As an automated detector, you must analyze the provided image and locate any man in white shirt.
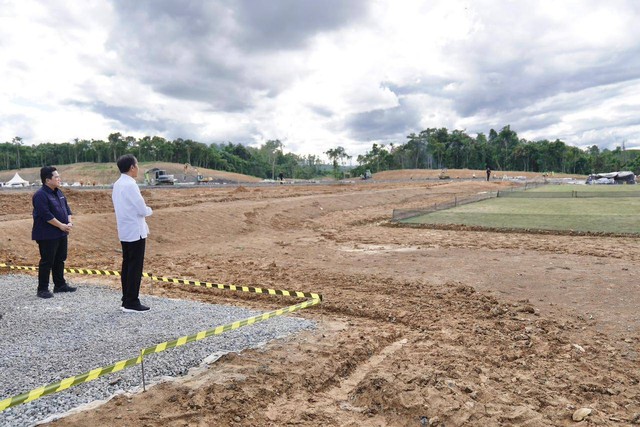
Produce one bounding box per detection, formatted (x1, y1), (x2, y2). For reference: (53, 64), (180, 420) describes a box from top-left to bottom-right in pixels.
(112, 154), (153, 312)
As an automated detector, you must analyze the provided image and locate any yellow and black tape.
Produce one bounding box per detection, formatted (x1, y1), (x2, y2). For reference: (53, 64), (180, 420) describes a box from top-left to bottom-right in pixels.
(0, 263), (322, 301)
(0, 264), (37, 272)
(0, 297), (320, 412)
(0, 262), (323, 412)
(0, 355), (142, 411)
(140, 273), (322, 300)
(140, 298), (320, 357)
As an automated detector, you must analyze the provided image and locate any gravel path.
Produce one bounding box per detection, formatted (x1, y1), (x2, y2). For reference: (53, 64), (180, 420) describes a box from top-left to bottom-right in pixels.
(0, 274), (316, 427)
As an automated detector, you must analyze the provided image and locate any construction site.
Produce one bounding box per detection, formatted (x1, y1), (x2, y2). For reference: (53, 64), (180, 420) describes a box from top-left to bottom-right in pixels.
(0, 167), (638, 426)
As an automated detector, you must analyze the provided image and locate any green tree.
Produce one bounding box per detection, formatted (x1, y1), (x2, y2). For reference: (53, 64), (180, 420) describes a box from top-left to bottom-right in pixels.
(107, 133), (128, 162)
(260, 139), (283, 179)
(325, 146), (351, 179)
(427, 128), (448, 169)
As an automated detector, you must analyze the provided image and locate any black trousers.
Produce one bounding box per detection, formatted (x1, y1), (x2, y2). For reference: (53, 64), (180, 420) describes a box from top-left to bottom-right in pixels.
(37, 236), (68, 291)
(121, 238), (146, 307)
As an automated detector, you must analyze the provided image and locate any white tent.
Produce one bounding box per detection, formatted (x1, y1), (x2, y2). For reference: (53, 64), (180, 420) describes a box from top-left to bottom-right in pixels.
(4, 172), (30, 187)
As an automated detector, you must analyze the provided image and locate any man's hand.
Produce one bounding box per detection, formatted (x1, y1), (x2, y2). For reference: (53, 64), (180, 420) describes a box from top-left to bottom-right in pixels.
(59, 223), (73, 233)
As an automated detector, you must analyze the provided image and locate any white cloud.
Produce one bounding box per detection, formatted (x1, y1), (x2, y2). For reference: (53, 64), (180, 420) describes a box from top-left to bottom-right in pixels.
(1, 0), (639, 158)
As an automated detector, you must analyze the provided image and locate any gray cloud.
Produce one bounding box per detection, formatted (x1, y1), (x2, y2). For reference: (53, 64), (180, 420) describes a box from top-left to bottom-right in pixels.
(64, 100), (168, 133)
(307, 104), (335, 118)
(64, 99), (259, 143)
(443, 4), (640, 132)
(106, 2), (250, 110)
(367, 2), (640, 151)
(381, 53), (640, 150)
(343, 99), (422, 142)
(385, 46), (640, 123)
(454, 51), (640, 119)
(0, 114), (36, 142)
(4, 0), (640, 154)
(105, 0), (370, 111)
(382, 77), (454, 98)
(232, 0), (369, 51)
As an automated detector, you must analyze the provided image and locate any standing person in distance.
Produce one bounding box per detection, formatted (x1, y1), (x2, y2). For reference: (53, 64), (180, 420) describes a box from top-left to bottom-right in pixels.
(112, 154), (153, 312)
(32, 166), (77, 298)
(486, 166), (491, 182)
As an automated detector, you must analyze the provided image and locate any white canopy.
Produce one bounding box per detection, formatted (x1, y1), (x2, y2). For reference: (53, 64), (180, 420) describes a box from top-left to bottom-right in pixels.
(5, 172), (29, 187)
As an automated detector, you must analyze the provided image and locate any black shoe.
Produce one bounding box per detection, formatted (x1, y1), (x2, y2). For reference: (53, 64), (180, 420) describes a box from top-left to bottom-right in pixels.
(37, 290), (54, 299)
(53, 285), (77, 293)
(121, 304), (150, 313)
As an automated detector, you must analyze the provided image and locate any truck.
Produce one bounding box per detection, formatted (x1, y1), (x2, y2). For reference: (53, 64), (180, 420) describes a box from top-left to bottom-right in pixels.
(145, 168), (175, 185)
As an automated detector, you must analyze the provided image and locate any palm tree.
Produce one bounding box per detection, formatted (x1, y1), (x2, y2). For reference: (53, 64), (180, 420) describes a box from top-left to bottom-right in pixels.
(12, 136), (22, 169)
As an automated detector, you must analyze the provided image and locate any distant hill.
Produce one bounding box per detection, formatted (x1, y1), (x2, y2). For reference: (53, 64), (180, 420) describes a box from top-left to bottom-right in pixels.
(0, 162), (262, 185)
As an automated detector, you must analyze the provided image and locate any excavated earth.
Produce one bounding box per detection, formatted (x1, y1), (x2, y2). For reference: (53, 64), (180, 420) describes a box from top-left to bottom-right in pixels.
(0, 177), (639, 426)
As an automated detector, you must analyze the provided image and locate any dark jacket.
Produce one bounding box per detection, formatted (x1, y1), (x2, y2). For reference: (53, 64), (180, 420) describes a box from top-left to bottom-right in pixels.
(32, 185), (72, 241)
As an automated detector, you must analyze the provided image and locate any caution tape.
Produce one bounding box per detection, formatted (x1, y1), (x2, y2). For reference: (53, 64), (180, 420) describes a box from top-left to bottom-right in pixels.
(0, 262), (323, 412)
(140, 298), (320, 357)
(0, 298), (320, 412)
(0, 263), (322, 301)
(0, 355), (143, 411)
(0, 264), (37, 272)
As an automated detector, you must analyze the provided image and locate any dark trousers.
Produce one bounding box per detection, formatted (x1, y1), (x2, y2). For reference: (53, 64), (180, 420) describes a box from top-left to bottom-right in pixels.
(121, 238), (146, 307)
(37, 236), (68, 291)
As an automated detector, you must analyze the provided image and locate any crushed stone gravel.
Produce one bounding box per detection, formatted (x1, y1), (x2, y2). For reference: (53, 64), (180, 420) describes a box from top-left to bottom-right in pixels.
(0, 274), (316, 427)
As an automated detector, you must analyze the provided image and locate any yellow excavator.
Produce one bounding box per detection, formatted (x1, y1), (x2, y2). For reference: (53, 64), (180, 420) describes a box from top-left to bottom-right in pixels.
(184, 163), (213, 184)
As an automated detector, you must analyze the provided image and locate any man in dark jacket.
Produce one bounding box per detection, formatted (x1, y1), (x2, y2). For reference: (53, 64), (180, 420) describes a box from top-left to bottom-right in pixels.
(32, 166), (76, 298)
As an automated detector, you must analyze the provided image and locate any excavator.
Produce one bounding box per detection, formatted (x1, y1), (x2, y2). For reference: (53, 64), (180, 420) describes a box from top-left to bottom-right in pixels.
(438, 168), (450, 180)
(184, 163), (213, 184)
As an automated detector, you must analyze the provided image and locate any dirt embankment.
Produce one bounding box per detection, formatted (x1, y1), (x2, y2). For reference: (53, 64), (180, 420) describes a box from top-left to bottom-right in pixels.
(374, 168), (586, 181)
(0, 162), (262, 186)
(0, 179), (637, 426)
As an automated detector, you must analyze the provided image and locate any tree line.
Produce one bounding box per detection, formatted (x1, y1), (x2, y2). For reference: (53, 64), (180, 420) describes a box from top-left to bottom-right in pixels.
(351, 126), (639, 178)
(0, 134), (324, 179)
(1, 126), (638, 179)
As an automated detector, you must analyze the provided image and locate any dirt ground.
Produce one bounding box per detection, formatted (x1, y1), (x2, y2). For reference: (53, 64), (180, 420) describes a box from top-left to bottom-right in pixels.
(0, 175), (638, 426)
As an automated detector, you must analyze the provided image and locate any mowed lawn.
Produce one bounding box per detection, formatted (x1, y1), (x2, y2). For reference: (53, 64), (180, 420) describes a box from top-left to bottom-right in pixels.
(402, 185), (640, 234)
(508, 183), (640, 195)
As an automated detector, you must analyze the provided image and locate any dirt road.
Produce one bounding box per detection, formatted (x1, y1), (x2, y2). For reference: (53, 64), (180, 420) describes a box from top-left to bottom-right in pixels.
(1, 179), (638, 426)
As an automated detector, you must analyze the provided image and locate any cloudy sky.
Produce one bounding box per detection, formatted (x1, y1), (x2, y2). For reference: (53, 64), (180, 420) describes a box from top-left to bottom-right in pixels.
(1, 0), (640, 158)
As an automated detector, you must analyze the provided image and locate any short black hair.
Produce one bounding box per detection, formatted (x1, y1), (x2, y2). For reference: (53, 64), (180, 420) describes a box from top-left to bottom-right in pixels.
(117, 154), (137, 173)
(40, 166), (57, 185)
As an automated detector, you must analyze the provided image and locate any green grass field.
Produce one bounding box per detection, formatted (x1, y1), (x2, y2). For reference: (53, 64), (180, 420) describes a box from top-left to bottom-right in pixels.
(525, 184), (639, 194)
(403, 185), (640, 234)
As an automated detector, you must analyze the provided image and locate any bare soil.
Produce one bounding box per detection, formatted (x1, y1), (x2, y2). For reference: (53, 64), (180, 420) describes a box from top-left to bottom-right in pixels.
(0, 172), (638, 426)
(0, 162), (263, 186)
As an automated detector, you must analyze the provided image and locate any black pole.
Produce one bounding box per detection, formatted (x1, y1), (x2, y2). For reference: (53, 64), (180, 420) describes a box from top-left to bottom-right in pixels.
(140, 351), (146, 392)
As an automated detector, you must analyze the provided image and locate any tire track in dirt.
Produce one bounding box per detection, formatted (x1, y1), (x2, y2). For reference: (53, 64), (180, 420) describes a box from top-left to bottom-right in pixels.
(260, 336), (410, 423)
(328, 337), (409, 402)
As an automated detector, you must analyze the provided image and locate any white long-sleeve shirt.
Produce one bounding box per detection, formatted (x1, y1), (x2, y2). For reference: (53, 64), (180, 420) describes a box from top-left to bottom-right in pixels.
(112, 174), (153, 242)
